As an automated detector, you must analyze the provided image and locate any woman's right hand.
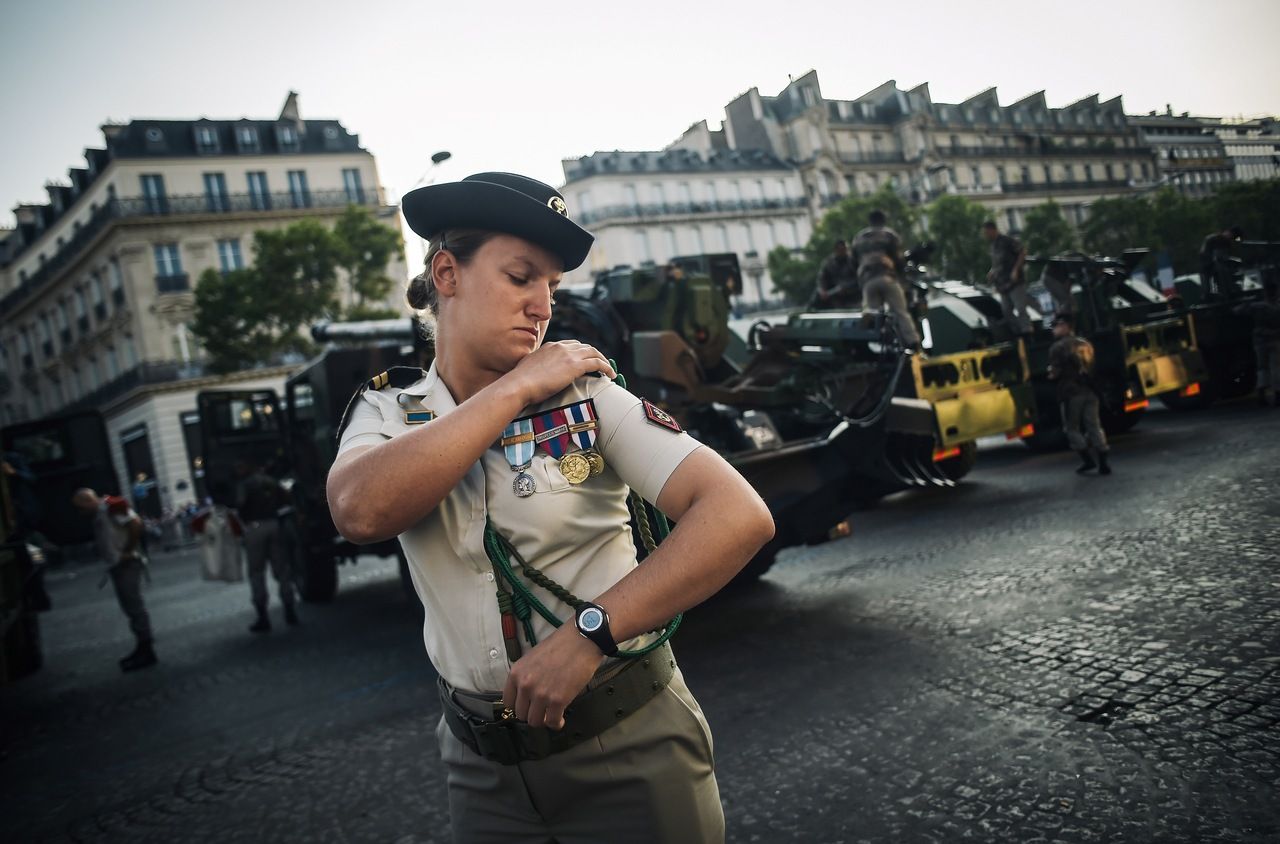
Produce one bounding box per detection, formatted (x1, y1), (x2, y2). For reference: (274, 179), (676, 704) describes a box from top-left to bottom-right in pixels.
(504, 341), (617, 407)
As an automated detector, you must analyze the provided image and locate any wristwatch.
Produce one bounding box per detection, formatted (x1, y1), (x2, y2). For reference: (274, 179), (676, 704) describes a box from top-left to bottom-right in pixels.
(574, 602), (618, 656)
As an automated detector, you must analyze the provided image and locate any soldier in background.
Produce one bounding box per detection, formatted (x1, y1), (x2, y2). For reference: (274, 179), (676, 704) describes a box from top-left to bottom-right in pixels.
(234, 460), (298, 632)
(1048, 314), (1111, 475)
(1199, 225), (1244, 299)
(814, 239), (860, 309)
(853, 210), (921, 351)
(1234, 279), (1280, 407)
(982, 221), (1033, 336)
(1039, 258), (1076, 317)
(72, 488), (157, 671)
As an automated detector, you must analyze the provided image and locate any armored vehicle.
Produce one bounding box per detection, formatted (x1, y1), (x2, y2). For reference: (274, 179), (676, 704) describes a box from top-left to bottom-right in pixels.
(197, 322), (429, 602)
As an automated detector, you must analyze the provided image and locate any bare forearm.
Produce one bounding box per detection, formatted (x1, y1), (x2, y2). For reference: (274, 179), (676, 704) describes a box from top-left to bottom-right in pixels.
(596, 491), (773, 641)
(328, 377), (527, 542)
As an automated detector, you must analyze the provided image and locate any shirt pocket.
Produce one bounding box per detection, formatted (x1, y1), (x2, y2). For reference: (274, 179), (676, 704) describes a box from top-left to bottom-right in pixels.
(532, 453), (574, 493)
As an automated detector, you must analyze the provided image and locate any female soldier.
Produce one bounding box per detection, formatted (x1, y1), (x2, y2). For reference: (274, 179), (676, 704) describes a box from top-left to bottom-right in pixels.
(326, 172), (774, 842)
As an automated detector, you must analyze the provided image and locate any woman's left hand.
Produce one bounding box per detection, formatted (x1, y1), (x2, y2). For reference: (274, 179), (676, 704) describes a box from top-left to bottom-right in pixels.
(502, 623), (604, 730)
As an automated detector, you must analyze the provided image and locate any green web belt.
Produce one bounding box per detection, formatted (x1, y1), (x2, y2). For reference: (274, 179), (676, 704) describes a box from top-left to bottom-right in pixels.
(482, 365), (681, 659)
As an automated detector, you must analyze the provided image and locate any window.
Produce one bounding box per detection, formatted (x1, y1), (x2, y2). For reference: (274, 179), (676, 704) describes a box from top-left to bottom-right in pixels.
(651, 183), (666, 208)
(203, 172), (229, 211)
(108, 259), (125, 307)
(247, 171), (270, 210)
(277, 123), (300, 152)
(678, 182), (693, 208)
(153, 243), (187, 291)
(1043, 165), (1053, 183)
(704, 182), (718, 205)
(55, 301), (70, 342)
(342, 168), (364, 203)
(716, 224), (729, 251)
(969, 167), (981, 186)
(195, 125), (220, 154)
(1064, 164), (1075, 181)
(90, 272), (106, 318)
(633, 230), (650, 262)
(691, 225), (705, 253)
(1084, 164), (1094, 182)
(996, 166), (1006, 186)
(1105, 164), (1114, 181)
(38, 314), (53, 358)
(287, 170), (310, 208)
(217, 238), (244, 273)
(740, 223), (755, 251)
(236, 125), (260, 153)
(140, 174), (167, 213)
(664, 228), (678, 256)
(1021, 165), (1031, 184)
(788, 220), (801, 247)
(623, 183), (639, 208)
(105, 346), (120, 381)
(73, 287), (89, 333)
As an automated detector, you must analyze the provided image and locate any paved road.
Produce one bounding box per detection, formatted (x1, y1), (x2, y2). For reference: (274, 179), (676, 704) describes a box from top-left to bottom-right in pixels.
(2, 402), (1278, 843)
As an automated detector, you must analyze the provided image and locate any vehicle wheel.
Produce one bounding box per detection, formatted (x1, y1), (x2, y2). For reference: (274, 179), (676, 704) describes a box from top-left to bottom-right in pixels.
(1101, 406), (1143, 435)
(935, 441), (978, 483)
(1022, 428), (1068, 452)
(291, 539), (338, 603)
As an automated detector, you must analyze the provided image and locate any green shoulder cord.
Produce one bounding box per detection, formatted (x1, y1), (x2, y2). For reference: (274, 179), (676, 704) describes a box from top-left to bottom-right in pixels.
(482, 361), (681, 659)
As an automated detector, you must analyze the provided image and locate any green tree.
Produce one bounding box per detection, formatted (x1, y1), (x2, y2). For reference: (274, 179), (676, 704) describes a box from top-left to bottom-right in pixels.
(1080, 194), (1155, 261)
(334, 205), (403, 318)
(923, 194), (990, 283)
(192, 220), (342, 372)
(767, 185), (919, 304)
(1021, 200), (1077, 258)
(1208, 178), (1280, 243)
(1148, 187), (1213, 275)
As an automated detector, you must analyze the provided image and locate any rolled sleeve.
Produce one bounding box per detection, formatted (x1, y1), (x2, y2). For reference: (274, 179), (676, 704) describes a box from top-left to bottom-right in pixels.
(590, 381), (704, 504)
(337, 392), (390, 454)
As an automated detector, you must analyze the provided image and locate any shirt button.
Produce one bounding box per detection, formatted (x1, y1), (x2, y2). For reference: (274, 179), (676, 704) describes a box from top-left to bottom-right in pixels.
(485, 572), (495, 582)
(488, 648), (500, 660)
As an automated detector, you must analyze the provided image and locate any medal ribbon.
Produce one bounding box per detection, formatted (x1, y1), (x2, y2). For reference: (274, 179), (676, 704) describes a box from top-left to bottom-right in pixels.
(531, 408), (572, 458)
(566, 400), (598, 450)
(501, 418), (535, 470)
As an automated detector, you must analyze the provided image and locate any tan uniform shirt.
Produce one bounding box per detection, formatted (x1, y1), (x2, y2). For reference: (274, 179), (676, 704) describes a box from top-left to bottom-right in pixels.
(338, 362), (704, 693)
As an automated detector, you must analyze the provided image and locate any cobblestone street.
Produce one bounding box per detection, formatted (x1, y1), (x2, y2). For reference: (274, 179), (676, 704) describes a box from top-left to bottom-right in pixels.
(2, 402), (1277, 843)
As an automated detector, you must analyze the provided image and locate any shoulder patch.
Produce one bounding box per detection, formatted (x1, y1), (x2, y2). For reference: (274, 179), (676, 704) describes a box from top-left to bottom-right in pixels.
(641, 399), (682, 433)
(336, 366), (427, 444)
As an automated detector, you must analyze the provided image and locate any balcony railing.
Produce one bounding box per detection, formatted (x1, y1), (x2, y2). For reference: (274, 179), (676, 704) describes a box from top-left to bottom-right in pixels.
(999, 179), (1135, 194)
(938, 144), (1147, 159)
(1, 188), (385, 315)
(577, 196), (807, 227)
(156, 273), (191, 294)
(62, 360), (210, 413)
(837, 151), (907, 165)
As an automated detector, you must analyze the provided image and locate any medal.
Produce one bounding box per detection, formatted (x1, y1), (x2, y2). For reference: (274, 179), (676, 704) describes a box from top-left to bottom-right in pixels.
(500, 419), (536, 498)
(585, 450), (605, 476)
(558, 452), (591, 485)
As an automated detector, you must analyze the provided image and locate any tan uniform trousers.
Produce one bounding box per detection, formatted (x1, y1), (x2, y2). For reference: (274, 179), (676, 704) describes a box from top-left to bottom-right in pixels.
(243, 520), (294, 611)
(435, 667), (724, 844)
(862, 273), (921, 348)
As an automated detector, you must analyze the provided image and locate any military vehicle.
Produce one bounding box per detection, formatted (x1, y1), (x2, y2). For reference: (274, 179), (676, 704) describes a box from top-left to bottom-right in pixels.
(197, 322), (429, 602)
(547, 252), (1036, 577)
(926, 250), (1207, 448)
(1160, 240), (1277, 410)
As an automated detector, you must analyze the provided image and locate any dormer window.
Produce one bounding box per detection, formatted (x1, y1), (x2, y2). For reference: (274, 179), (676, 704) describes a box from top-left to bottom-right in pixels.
(236, 126), (261, 153)
(143, 127), (167, 151)
(195, 125), (220, 154)
(276, 124), (300, 152)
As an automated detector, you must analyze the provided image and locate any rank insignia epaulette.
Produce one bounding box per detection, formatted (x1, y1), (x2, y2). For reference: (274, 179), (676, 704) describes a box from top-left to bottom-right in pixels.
(335, 366), (428, 444)
(641, 399), (682, 433)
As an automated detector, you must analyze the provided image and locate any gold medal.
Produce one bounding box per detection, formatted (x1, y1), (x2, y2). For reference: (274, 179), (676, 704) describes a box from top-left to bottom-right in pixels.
(559, 452), (591, 485)
(585, 450), (605, 477)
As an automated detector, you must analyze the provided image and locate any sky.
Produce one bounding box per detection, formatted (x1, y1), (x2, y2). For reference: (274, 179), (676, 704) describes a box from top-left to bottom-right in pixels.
(3, 0), (1278, 244)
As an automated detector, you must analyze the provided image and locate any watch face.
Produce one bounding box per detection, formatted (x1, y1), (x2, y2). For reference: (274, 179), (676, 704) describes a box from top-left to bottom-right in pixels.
(579, 607), (604, 633)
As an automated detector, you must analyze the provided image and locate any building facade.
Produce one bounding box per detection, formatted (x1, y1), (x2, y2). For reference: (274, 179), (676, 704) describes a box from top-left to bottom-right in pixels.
(1129, 111), (1234, 197)
(1213, 118), (1280, 183)
(0, 93), (405, 515)
(560, 132), (812, 302)
(719, 72), (1157, 233)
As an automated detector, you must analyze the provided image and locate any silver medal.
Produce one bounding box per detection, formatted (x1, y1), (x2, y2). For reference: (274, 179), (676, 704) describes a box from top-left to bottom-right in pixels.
(513, 471), (536, 498)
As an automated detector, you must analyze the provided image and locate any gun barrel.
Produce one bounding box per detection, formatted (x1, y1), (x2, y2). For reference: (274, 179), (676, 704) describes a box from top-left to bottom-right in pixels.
(310, 319), (416, 343)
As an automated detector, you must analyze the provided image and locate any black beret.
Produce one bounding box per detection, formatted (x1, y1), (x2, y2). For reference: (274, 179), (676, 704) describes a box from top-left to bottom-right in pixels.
(401, 172), (594, 271)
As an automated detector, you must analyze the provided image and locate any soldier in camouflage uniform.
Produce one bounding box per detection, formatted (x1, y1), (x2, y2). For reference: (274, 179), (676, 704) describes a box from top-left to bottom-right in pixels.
(982, 221), (1033, 336)
(852, 210), (921, 351)
(1048, 314), (1111, 475)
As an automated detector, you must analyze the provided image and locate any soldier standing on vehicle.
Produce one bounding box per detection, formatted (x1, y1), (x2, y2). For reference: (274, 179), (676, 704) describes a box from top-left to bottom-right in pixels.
(234, 460), (297, 632)
(853, 210), (922, 351)
(1199, 225), (1245, 300)
(982, 221), (1034, 336)
(1234, 278), (1280, 408)
(814, 239), (860, 308)
(1040, 258), (1076, 317)
(327, 172), (773, 842)
(1048, 314), (1111, 475)
(72, 488), (157, 671)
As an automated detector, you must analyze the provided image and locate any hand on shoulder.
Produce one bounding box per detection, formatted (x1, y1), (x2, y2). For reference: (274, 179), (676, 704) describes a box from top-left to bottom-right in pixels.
(504, 341), (617, 407)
